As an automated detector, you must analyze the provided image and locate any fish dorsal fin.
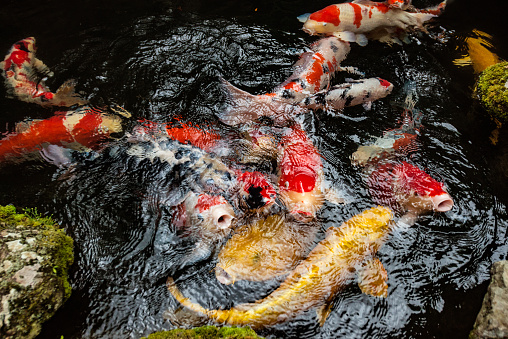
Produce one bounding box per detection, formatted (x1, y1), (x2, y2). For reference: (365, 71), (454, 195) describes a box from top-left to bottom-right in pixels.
(357, 257), (388, 298)
(352, 0), (379, 5)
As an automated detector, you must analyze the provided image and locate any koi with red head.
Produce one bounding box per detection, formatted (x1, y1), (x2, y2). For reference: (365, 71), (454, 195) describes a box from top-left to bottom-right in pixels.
(1, 37), (87, 107)
(366, 161), (453, 216)
(172, 192), (236, 267)
(278, 124), (324, 220)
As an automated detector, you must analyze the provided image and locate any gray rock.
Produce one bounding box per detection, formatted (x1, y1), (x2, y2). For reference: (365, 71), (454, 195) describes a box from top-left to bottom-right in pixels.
(470, 260), (508, 339)
(0, 205), (73, 339)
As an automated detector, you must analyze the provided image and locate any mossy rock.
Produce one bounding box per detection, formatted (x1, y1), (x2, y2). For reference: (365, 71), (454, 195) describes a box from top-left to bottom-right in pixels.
(476, 61), (508, 122)
(141, 325), (264, 339)
(0, 205), (74, 339)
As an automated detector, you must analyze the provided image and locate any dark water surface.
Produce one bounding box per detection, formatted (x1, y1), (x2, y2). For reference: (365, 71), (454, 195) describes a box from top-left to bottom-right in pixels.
(1, 0), (508, 338)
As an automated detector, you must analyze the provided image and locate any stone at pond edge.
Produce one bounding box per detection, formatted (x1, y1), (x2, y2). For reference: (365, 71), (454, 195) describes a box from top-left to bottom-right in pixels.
(476, 61), (508, 122)
(0, 205), (74, 339)
(140, 325), (264, 339)
(470, 260), (508, 339)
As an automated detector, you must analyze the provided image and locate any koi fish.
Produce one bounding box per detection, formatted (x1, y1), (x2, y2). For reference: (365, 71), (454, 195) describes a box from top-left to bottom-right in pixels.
(366, 161), (454, 218)
(300, 77), (393, 111)
(272, 37), (353, 101)
(0, 37), (87, 107)
(172, 191), (236, 266)
(135, 120), (277, 211)
(219, 37), (356, 125)
(0, 104), (130, 162)
(278, 124), (325, 220)
(351, 86), (421, 165)
(167, 206), (394, 330)
(299, 0), (446, 46)
(215, 213), (320, 285)
(453, 29), (500, 74)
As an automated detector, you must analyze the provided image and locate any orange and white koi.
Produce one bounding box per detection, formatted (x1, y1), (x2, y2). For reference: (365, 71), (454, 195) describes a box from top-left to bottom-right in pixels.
(167, 206), (394, 330)
(0, 105), (130, 162)
(272, 37), (353, 101)
(1, 37), (87, 107)
(219, 37), (359, 125)
(299, 0), (446, 46)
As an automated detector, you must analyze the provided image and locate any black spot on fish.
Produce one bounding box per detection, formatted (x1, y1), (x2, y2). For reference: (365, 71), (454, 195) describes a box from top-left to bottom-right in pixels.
(281, 89), (295, 99)
(314, 92), (327, 106)
(222, 171), (232, 181)
(330, 42), (339, 53)
(345, 95), (354, 107)
(366, 91), (371, 99)
(245, 186), (265, 209)
(340, 88), (350, 100)
(322, 64), (329, 74)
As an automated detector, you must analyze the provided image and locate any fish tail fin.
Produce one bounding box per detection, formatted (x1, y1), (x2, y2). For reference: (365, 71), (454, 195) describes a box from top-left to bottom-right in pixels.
(217, 78), (265, 125)
(165, 277), (213, 327)
(419, 0), (447, 16)
(53, 79), (88, 107)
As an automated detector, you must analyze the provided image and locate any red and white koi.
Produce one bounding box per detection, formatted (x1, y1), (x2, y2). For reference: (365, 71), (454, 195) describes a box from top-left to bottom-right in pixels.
(272, 37), (353, 101)
(172, 191), (236, 266)
(278, 124), (324, 220)
(0, 104), (130, 162)
(351, 93), (421, 165)
(299, 0), (446, 46)
(219, 37), (360, 125)
(1, 37), (87, 107)
(366, 161), (453, 219)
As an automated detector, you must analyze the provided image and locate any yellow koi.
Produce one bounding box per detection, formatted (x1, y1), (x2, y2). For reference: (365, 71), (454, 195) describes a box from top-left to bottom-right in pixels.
(167, 206), (394, 330)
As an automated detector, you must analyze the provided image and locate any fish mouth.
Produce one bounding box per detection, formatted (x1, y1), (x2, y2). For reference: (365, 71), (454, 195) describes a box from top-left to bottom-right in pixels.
(215, 266), (235, 285)
(210, 205), (235, 230)
(431, 193), (454, 212)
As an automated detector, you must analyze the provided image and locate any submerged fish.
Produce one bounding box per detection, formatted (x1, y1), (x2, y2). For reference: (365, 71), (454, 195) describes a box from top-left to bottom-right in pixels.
(300, 0), (446, 46)
(453, 29), (501, 74)
(351, 87), (421, 165)
(167, 206), (394, 330)
(172, 191), (236, 266)
(0, 104), (130, 162)
(366, 161), (454, 218)
(215, 213), (320, 285)
(135, 120), (277, 212)
(219, 37), (356, 126)
(0, 37), (87, 107)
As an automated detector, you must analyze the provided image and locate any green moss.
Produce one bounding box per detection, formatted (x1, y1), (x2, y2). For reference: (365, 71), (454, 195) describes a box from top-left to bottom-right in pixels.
(0, 204), (74, 338)
(476, 61), (508, 121)
(0, 205), (57, 230)
(141, 326), (264, 339)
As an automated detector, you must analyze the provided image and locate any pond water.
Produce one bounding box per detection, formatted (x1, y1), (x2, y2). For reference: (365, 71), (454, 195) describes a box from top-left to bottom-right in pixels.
(1, 0), (508, 338)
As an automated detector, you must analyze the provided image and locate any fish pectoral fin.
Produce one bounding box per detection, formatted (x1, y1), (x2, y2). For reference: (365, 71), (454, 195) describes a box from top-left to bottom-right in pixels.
(316, 299), (334, 327)
(178, 240), (213, 269)
(54, 79), (88, 106)
(324, 187), (346, 205)
(357, 257), (388, 298)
